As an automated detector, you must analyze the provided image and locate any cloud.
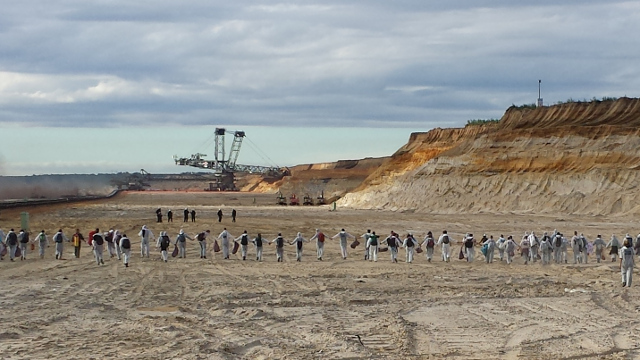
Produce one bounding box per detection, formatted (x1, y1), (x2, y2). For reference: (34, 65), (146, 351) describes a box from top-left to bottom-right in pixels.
(0, 0), (638, 129)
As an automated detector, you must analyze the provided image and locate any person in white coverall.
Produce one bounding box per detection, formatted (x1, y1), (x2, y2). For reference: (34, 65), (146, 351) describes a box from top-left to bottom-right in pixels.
(290, 232), (307, 262)
(593, 235), (606, 263)
(138, 225), (155, 258)
(504, 236), (517, 264)
(402, 234), (417, 263)
(4, 229), (18, 261)
(366, 231), (379, 262)
(528, 232), (539, 263)
(497, 234), (506, 261)
(620, 239), (635, 287)
(607, 234), (620, 262)
(119, 234), (131, 267)
(53, 229), (69, 260)
(175, 230), (192, 258)
(156, 231), (172, 262)
(484, 235), (496, 263)
(332, 229), (355, 260)
(113, 230), (122, 260)
(197, 230), (210, 259)
(571, 231), (582, 264)
(18, 230), (29, 260)
(580, 233), (589, 263)
(360, 230), (372, 260)
(540, 237), (552, 265)
(218, 228), (233, 259)
(421, 231), (435, 262)
(234, 230), (249, 260)
(438, 231), (453, 262)
(519, 234), (530, 265)
(35, 230), (48, 259)
(92, 231), (105, 265)
(253, 234), (265, 261)
(308, 229), (326, 261)
(552, 233), (563, 264)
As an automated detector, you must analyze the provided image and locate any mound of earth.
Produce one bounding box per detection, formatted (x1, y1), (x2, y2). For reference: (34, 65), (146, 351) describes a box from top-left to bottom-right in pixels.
(340, 97), (640, 216)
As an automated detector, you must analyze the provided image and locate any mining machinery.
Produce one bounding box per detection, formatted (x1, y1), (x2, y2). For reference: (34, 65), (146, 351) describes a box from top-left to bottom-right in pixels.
(174, 128), (289, 191)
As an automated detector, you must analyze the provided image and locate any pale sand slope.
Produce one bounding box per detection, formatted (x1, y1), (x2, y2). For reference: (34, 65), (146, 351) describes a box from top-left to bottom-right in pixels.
(0, 192), (639, 359)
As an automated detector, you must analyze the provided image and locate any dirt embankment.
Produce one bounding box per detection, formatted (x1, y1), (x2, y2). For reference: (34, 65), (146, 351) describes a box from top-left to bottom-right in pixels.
(340, 97), (640, 216)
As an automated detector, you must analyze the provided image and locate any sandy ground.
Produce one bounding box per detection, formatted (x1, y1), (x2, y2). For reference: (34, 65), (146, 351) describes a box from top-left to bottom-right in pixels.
(1, 192), (639, 359)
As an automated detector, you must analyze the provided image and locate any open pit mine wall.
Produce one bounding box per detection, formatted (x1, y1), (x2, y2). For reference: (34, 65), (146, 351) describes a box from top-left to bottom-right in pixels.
(339, 97), (640, 216)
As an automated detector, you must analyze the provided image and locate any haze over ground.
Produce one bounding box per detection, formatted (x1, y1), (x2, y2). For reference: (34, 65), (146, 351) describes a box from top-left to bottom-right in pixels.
(1, 1), (638, 175)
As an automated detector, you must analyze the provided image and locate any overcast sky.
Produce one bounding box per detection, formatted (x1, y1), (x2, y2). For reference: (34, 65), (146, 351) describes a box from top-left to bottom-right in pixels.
(1, 1), (639, 175)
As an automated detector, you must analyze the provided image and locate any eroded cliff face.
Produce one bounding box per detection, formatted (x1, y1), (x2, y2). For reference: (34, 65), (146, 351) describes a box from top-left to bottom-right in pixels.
(339, 98), (640, 216)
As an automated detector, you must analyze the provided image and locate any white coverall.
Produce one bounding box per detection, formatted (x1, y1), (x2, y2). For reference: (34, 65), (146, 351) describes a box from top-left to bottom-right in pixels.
(540, 240), (552, 265)
(571, 235), (582, 264)
(53, 231), (68, 259)
(528, 233), (539, 262)
(366, 235), (379, 262)
(93, 233), (105, 265)
(607, 236), (620, 262)
(234, 233), (250, 260)
(218, 230), (233, 259)
(36, 232), (48, 258)
(309, 230), (325, 260)
(620, 246), (635, 287)
(361, 232), (372, 260)
(484, 238), (496, 263)
(138, 226), (155, 258)
(18, 231), (29, 260)
(253, 237), (264, 261)
(119, 237), (131, 266)
(175, 231), (192, 258)
(593, 237), (606, 263)
(403, 237), (417, 263)
(290, 233), (307, 261)
(497, 237), (506, 261)
(505, 239), (517, 264)
(386, 236), (401, 263)
(437, 234), (452, 262)
(332, 231), (355, 260)
(113, 231), (122, 260)
(421, 235), (435, 262)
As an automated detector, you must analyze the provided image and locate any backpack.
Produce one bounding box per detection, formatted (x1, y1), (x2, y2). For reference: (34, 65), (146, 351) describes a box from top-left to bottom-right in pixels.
(93, 234), (104, 246)
(197, 232), (206, 241)
(276, 237), (284, 248)
(442, 235), (450, 244)
(177, 234), (186, 243)
(255, 237), (263, 247)
(121, 237), (131, 249)
(141, 229), (147, 238)
(39, 233), (46, 242)
(19, 232), (29, 243)
(241, 234), (249, 245)
(161, 236), (170, 249)
(369, 235), (378, 246)
(296, 240), (303, 250)
(406, 238), (414, 247)
(426, 237), (435, 248)
(554, 236), (562, 247)
(54, 233), (64, 243)
(464, 238), (474, 248)
(317, 233), (325, 242)
(521, 239), (530, 248)
(7, 232), (18, 246)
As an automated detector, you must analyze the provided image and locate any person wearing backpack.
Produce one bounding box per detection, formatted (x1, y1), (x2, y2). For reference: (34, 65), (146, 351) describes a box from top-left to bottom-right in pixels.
(112, 230), (122, 260)
(552, 232), (564, 264)
(332, 229), (355, 260)
(53, 229), (68, 260)
(496, 234), (506, 261)
(519, 234), (531, 265)
(620, 238), (635, 287)
(234, 230), (250, 260)
(253, 233), (265, 261)
(92, 230), (106, 265)
(5, 229), (18, 262)
(606, 234), (620, 262)
(483, 235), (496, 263)
(18, 230), (30, 261)
(421, 231), (435, 262)
(270, 233), (286, 262)
(571, 231), (582, 264)
(528, 232), (539, 263)
(309, 229), (326, 261)
(360, 230), (372, 261)
(505, 236), (518, 264)
(35, 230), (48, 259)
(463, 234), (476, 263)
(593, 235), (606, 263)
(437, 230), (452, 262)
(289, 232), (308, 262)
(157, 231), (172, 262)
(539, 236), (552, 265)
(581, 234), (590, 263)
(119, 234), (131, 267)
(366, 231), (379, 262)
(138, 225), (155, 258)
(384, 232), (401, 263)
(195, 230), (210, 259)
(402, 233), (417, 263)
(174, 229), (193, 259)
(105, 230), (117, 259)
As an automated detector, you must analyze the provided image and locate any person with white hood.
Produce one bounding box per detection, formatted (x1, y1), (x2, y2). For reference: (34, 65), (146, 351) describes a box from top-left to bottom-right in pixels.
(332, 229), (355, 260)
(384, 232), (401, 263)
(234, 230), (249, 260)
(607, 234), (621, 262)
(17, 230), (30, 260)
(463, 233), (476, 263)
(105, 230), (117, 258)
(437, 230), (453, 262)
(552, 232), (564, 264)
(571, 231), (582, 264)
(138, 225), (155, 258)
(309, 229), (326, 261)
(92, 230), (106, 265)
(175, 229), (193, 258)
(290, 232), (307, 262)
(35, 230), (48, 259)
(157, 231), (171, 262)
(620, 238), (635, 287)
(53, 229), (69, 260)
(113, 230), (122, 260)
(593, 234), (606, 263)
(520, 233), (531, 265)
(421, 231), (436, 262)
(366, 231), (380, 262)
(119, 233), (131, 267)
(196, 230), (211, 259)
(580, 233), (590, 264)
(561, 234), (569, 263)
(496, 234), (506, 261)
(540, 235), (552, 265)
(528, 232), (539, 263)
(360, 230), (372, 260)
(484, 235), (496, 263)
(218, 228), (233, 259)
(504, 236), (518, 264)
(402, 233), (418, 263)
(4, 229), (18, 261)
